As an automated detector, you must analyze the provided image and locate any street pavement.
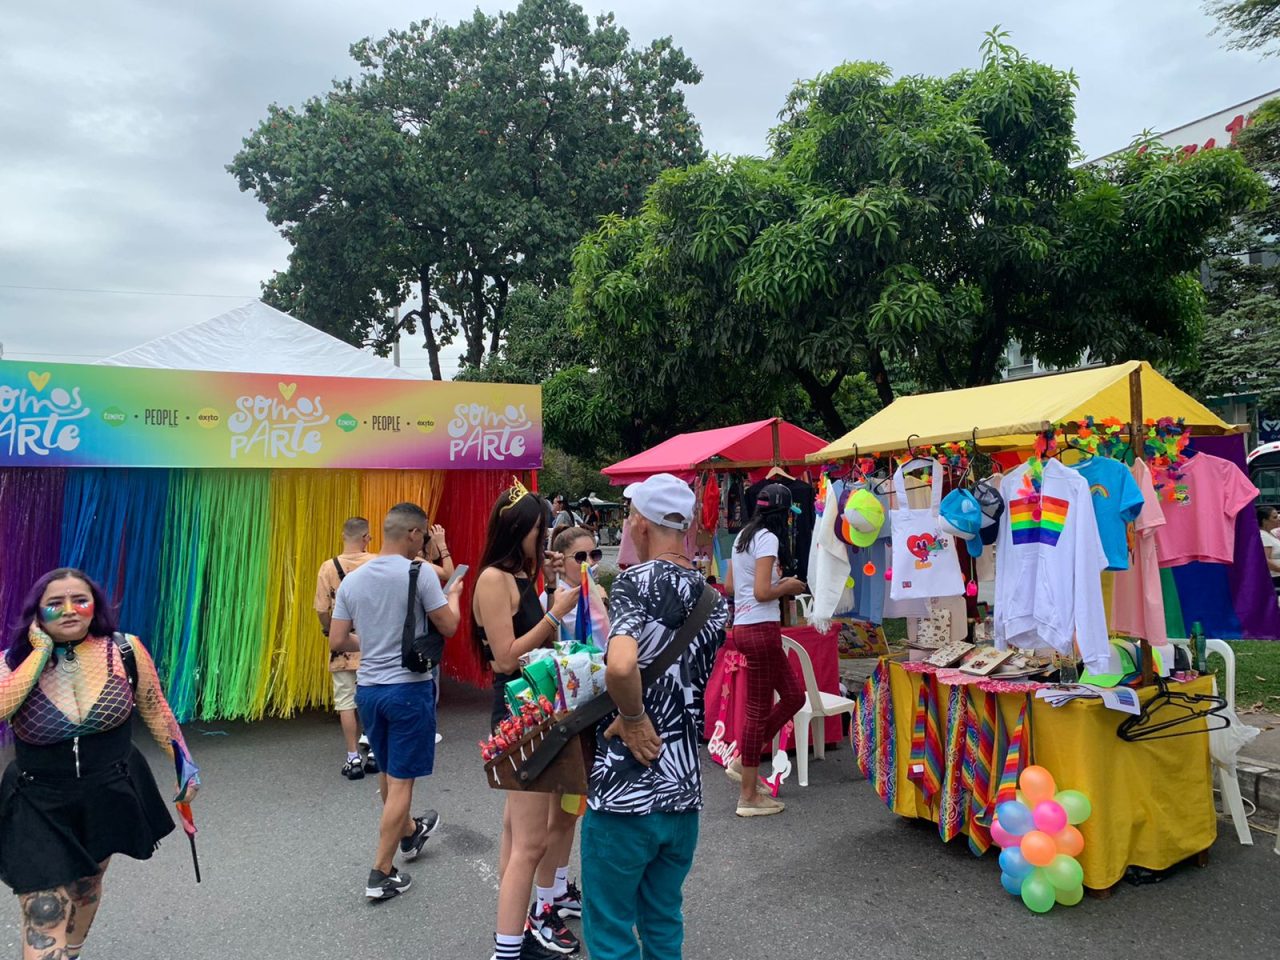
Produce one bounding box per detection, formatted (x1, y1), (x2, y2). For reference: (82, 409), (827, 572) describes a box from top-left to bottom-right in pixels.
(4, 679), (1277, 960)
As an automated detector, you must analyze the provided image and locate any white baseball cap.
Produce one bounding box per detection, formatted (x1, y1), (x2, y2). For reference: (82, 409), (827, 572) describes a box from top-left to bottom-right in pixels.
(624, 473), (696, 531)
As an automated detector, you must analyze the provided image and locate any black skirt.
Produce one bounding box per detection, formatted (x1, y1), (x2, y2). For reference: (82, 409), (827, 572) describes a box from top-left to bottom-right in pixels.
(0, 722), (175, 894)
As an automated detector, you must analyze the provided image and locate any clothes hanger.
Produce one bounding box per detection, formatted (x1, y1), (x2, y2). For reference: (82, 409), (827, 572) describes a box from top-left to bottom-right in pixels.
(1116, 676), (1230, 742)
(766, 464), (795, 481)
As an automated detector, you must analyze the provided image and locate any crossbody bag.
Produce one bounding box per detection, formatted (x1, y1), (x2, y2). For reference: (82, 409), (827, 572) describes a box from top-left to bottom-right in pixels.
(403, 560), (447, 673)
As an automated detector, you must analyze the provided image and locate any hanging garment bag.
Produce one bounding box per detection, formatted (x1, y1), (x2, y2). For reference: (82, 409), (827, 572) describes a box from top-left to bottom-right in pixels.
(889, 457), (964, 601)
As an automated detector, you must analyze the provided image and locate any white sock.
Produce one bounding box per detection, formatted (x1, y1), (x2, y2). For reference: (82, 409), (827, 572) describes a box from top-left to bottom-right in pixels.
(553, 866), (569, 899)
(494, 932), (522, 959)
(347, 751), (360, 762)
(535, 884), (556, 914)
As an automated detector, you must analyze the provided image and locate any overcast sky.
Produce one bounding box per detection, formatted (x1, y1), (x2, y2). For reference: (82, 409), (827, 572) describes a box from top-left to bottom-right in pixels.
(1, 0), (1275, 378)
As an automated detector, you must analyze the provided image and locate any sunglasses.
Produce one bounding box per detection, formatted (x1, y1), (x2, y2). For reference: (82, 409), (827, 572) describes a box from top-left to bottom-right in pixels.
(572, 550), (604, 564)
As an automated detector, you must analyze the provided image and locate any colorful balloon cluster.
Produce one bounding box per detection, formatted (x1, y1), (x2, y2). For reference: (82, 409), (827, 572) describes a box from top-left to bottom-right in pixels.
(990, 765), (1092, 913)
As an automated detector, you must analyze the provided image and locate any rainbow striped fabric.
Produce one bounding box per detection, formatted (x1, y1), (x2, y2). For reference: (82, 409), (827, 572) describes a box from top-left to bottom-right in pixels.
(1009, 494), (1070, 546)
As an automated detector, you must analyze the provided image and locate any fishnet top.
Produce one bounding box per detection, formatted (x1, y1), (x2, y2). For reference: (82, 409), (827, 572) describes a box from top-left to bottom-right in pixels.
(0, 627), (196, 774)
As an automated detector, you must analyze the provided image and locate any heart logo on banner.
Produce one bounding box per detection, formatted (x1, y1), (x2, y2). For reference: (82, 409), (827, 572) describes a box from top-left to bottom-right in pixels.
(278, 382), (297, 401)
(28, 371), (51, 392)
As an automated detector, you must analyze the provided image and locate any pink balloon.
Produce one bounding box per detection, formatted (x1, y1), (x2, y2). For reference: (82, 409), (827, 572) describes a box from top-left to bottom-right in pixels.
(1033, 800), (1068, 835)
(990, 818), (1019, 849)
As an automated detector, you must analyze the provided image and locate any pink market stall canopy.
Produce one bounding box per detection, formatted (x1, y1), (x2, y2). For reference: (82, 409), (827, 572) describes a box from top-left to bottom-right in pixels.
(0, 360), (541, 470)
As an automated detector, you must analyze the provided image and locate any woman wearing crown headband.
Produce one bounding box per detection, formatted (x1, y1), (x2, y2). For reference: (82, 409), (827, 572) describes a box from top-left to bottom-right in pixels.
(0, 568), (198, 960)
(473, 480), (582, 960)
(725, 483), (807, 817)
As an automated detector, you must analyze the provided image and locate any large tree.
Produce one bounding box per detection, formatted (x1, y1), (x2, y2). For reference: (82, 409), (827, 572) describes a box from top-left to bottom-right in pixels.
(1182, 98), (1280, 406)
(229, 0), (702, 377)
(572, 31), (1267, 436)
(1207, 0), (1280, 56)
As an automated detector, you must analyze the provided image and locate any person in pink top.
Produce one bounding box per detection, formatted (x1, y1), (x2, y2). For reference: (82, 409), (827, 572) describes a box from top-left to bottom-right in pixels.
(1154, 453), (1259, 567)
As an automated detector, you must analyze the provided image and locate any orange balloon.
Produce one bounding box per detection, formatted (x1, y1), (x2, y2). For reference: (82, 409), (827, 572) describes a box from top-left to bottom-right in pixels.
(1019, 765), (1057, 806)
(1053, 825), (1085, 858)
(1020, 829), (1057, 867)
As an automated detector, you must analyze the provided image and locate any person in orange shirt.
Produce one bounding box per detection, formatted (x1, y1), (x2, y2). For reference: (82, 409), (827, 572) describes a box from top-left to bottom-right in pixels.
(316, 517), (377, 779)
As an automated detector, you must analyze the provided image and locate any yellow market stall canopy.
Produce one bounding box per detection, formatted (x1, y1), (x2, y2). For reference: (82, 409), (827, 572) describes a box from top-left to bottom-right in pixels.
(810, 361), (1235, 460)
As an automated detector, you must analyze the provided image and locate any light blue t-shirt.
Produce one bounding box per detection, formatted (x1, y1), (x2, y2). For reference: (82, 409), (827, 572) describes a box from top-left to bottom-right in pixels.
(1073, 457), (1144, 571)
(333, 554), (448, 685)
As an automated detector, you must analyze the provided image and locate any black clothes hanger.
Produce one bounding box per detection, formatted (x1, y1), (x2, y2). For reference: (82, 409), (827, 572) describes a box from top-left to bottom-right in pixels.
(1116, 677), (1230, 742)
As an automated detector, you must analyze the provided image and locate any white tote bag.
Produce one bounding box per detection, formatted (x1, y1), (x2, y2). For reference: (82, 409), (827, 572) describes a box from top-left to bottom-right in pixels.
(889, 458), (964, 601)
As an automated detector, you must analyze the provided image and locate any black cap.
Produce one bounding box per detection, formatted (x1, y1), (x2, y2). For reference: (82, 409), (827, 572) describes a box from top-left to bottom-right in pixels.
(974, 479), (1004, 546)
(755, 483), (793, 514)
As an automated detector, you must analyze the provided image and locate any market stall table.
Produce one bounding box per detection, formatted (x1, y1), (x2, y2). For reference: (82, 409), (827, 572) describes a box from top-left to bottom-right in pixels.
(861, 660), (1216, 892)
(704, 624), (843, 758)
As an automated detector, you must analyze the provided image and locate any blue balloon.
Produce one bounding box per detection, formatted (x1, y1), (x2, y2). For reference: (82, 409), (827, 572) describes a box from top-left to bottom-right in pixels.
(999, 846), (1034, 880)
(1000, 871), (1024, 896)
(996, 800), (1033, 836)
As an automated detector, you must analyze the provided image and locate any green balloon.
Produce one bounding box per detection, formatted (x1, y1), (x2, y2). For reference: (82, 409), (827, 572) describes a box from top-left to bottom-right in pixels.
(1056, 789), (1092, 825)
(1055, 884), (1085, 907)
(1046, 854), (1085, 890)
(1020, 869), (1055, 913)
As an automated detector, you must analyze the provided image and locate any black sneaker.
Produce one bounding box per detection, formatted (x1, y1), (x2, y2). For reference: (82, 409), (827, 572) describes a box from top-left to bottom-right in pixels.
(365, 867), (411, 900)
(399, 810), (440, 861)
(553, 880), (583, 918)
(342, 757), (364, 780)
(488, 932), (564, 960)
(363, 750), (379, 774)
(527, 903), (579, 955)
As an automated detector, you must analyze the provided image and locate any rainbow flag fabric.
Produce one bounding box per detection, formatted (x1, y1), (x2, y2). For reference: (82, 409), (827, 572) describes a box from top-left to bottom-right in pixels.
(1009, 495), (1070, 546)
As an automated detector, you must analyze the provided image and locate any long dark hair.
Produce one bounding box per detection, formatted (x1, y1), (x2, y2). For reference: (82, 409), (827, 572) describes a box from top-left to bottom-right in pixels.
(479, 487), (548, 579)
(7, 567), (118, 670)
(735, 508), (794, 576)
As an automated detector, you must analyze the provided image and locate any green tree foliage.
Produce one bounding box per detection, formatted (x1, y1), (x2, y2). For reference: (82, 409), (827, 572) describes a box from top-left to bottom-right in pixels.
(572, 31), (1267, 437)
(229, 0), (702, 377)
(1207, 0), (1280, 56)
(1182, 99), (1280, 406)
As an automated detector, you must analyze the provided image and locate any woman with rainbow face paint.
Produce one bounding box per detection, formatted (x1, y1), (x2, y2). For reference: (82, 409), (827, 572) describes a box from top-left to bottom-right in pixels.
(0, 567), (198, 960)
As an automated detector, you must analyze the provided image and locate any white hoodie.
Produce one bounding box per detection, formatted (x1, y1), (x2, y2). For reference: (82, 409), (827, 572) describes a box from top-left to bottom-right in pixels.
(994, 459), (1110, 671)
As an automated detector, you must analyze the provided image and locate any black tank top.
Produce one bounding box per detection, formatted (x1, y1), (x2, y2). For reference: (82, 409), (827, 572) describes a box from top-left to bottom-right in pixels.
(476, 575), (545, 730)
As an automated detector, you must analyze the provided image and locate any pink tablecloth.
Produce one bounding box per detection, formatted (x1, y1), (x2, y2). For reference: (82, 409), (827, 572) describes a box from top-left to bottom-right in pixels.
(703, 624), (842, 759)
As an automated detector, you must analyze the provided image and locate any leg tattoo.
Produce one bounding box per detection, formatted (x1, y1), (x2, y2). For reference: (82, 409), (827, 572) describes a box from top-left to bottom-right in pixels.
(21, 890), (71, 960)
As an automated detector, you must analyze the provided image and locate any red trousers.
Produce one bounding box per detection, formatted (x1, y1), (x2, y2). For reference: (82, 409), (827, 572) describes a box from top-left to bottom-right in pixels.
(734, 621), (806, 762)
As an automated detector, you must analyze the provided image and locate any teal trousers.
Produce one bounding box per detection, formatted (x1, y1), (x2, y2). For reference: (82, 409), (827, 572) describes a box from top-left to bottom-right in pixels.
(580, 808), (700, 960)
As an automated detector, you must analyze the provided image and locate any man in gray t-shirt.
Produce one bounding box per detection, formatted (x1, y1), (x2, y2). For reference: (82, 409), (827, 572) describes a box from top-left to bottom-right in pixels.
(330, 502), (462, 902)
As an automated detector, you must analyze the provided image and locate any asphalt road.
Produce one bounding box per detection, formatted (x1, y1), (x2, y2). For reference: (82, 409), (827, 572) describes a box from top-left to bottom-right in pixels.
(4, 679), (1276, 960)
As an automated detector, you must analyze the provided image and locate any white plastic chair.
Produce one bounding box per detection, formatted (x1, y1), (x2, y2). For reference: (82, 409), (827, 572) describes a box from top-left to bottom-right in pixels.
(795, 594), (814, 623)
(1167, 637), (1253, 846)
(781, 634), (858, 787)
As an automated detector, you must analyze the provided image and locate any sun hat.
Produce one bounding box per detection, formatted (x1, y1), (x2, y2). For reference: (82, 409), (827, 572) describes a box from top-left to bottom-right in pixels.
(939, 489), (985, 558)
(837, 488), (885, 548)
(624, 473), (696, 531)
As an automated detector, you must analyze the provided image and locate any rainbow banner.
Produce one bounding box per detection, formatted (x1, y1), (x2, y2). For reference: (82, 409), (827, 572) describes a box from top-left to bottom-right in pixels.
(0, 360), (541, 470)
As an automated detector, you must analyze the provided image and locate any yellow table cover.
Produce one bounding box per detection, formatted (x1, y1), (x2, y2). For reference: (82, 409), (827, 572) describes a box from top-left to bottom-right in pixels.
(884, 660), (1216, 890)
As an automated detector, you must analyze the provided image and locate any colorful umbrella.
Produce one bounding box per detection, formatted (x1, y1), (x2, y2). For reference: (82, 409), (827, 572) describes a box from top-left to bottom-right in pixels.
(172, 740), (201, 883)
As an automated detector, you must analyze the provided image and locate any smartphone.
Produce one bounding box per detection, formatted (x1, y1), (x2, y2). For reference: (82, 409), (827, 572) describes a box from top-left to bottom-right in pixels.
(444, 564), (469, 593)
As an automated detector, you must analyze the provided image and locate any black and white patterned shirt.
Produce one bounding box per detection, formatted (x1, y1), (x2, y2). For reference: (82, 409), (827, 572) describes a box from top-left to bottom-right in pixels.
(589, 560), (728, 815)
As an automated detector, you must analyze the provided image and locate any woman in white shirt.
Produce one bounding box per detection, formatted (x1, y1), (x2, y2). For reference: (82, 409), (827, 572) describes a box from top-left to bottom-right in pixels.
(1258, 506), (1280, 583)
(725, 483), (807, 817)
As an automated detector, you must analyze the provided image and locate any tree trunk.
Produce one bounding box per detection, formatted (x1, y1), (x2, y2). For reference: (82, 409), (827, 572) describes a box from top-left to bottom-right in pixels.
(489, 276), (510, 359)
(867, 351), (896, 408)
(419, 268), (444, 381)
(466, 268), (487, 368)
(793, 368), (849, 438)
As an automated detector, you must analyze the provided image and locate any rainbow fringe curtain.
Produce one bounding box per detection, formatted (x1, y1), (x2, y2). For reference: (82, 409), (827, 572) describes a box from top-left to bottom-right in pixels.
(0, 466), (483, 722)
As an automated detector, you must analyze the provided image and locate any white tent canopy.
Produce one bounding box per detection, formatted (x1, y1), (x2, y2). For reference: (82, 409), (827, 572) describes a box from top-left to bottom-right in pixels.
(97, 300), (418, 379)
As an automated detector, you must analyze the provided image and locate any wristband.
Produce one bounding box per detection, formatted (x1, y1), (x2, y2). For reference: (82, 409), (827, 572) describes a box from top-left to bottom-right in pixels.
(620, 709), (647, 724)
(545, 612), (563, 630)
(439, 551), (450, 559)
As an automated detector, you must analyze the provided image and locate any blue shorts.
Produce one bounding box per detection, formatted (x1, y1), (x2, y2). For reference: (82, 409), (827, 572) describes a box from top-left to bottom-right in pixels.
(355, 681), (436, 780)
